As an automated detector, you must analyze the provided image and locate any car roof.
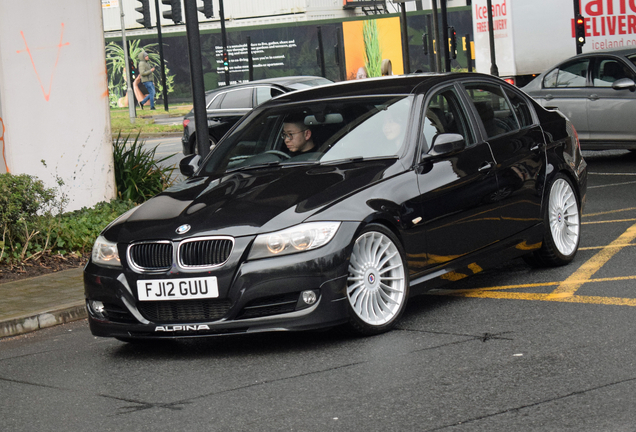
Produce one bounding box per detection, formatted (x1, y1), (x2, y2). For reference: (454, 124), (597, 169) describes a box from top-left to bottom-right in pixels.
(554, 47), (636, 65)
(204, 76), (332, 96)
(262, 72), (503, 104)
(578, 47), (636, 56)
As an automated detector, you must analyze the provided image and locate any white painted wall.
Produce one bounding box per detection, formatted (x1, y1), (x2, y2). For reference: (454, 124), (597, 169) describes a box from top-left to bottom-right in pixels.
(0, 0), (116, 211)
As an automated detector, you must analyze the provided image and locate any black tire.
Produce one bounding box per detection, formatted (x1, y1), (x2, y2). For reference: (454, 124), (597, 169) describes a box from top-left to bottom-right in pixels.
(344, 224), (409, 336)
(524, 173), (581, 267)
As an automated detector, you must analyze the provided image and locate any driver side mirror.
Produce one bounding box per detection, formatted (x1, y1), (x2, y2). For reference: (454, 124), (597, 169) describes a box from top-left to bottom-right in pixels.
(612, 78), (636, 91)
(429, 133), (466, 156)
(179, 154), (201, 177)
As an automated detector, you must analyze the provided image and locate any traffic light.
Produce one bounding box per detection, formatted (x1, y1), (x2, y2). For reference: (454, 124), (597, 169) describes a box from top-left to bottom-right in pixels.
(575, 14), (586, 47)
(162, 0), (183, 24)
(129, 58), (138, 81)
(449, 26), (457, 59)
(135, 0), (152, 29)
(222, 51), (229, 72)
(198, 0), (214, 18)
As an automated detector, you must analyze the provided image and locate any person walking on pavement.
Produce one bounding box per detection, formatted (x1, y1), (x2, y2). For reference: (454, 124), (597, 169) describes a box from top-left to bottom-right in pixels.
(137, 51), (156, 110)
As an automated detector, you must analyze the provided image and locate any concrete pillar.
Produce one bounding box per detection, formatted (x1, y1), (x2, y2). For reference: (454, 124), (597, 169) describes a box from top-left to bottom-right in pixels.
(0, 0), (116, 210)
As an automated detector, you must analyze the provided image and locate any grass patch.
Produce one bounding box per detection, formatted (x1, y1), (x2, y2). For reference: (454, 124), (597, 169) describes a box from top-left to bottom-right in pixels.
(110, 104), (192, 136)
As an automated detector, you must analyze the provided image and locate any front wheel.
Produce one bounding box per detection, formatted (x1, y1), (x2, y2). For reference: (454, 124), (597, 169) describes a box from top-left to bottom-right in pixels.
(345, 224), (409, 335)
(525, 173), (581, 267)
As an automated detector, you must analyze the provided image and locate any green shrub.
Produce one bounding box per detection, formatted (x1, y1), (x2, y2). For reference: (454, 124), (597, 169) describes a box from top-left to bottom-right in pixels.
(1, 133), (175, 265)
(0, 173), (58, 262)
(49, 199), (138, 255)
(113, 132), (176, 204)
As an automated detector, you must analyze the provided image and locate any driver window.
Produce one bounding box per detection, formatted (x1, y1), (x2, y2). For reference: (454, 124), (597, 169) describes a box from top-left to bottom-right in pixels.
(593, 59), (633, 87)
(422, 88), (472, 152)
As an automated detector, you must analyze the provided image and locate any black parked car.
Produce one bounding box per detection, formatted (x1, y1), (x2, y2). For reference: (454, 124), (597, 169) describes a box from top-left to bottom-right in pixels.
(523, 48), (636, 150)
(86, 73), (587, 341)
(181, 76), (333, 155)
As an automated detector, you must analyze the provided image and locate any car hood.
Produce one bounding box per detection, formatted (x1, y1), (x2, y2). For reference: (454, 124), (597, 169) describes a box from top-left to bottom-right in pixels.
(105, 160), (398, 243)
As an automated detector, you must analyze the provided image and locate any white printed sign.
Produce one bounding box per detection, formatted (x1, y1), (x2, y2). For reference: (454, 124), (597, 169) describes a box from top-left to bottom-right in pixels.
(102, 0), (119, 8)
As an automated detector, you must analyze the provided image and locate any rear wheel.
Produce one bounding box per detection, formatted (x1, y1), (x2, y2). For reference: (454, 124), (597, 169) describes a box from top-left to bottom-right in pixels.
(345, 224), (409, 335)
(525, 173), (580, 267)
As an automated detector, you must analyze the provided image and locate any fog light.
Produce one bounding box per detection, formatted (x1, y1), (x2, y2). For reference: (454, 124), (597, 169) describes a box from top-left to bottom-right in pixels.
(301, 290), (317, 305)
(88, 300), (106, 318)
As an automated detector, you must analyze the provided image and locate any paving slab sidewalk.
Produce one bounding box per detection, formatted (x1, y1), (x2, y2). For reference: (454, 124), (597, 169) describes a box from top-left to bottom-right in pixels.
(0, 268), (86, 339)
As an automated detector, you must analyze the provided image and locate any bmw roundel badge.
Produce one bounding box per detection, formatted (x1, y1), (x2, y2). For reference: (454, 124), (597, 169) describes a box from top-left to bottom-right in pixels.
(176, 224), (191, 234)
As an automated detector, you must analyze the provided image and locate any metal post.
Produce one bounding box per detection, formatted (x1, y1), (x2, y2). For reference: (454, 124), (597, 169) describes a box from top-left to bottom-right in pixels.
(184, 0), (211, 157)
(573, 0), (582, 55)
(486, 0), (499, 76)
(440, 0), (450, 72)
(426, 14), (435, 72)
(400, 2), (411, 74)
(431, 0), (442, 73)
(219, 0), (230, 86)
(120, 0), (136, 123)
(335, 27), (346, 81)
(317, 27), (326, 78)
(465, 33), (473, 72)
(247, 36), (254, 81)
(154, 0), (169, 111)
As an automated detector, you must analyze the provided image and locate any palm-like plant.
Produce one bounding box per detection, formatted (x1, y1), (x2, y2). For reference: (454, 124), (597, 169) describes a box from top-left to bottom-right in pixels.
(105, 41), (175, 106)
(363, 20), (382, 78)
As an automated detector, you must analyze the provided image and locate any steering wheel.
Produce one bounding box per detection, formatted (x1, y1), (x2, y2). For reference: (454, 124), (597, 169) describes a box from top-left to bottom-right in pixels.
(263, 150), (291, 160)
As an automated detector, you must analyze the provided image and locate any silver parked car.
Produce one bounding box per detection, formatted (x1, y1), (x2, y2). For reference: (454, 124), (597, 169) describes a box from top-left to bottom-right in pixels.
(523, 48), (636, 150)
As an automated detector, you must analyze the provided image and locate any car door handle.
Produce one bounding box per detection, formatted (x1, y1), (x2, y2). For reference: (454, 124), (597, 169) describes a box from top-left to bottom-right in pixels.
(544, 94), (554, 101)
(478, 161), (494, 172)
(588, 94), (600, 101)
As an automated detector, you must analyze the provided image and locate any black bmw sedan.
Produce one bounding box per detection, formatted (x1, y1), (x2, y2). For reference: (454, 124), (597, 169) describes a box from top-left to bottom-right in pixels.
(85, 73), (587, 341)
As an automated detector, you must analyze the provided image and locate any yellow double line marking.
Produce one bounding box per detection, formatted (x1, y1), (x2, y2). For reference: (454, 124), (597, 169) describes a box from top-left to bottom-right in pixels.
(431, 221), (636, 307)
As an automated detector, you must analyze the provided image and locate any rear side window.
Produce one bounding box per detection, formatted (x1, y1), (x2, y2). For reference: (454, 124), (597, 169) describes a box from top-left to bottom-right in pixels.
(504, 89), (533, 128)
(207, 93), (224, 109)
(464, 83), (519, 139)
(255, 86), (285, 105)
(544, 59), (589, 88)
(219, 88), (253, 109)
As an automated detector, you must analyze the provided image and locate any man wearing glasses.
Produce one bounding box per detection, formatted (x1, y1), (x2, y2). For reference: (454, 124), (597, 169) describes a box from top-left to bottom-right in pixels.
(281, 116), (316, 155)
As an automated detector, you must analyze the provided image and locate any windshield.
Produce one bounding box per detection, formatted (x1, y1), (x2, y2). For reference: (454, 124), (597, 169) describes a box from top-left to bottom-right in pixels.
(200, 96), (412, 176)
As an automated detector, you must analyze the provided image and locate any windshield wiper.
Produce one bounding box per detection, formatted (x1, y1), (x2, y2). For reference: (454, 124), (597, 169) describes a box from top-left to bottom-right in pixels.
(280, 160), (321, 167)
(225, 161), (282, 173)
(320, 155), (399, 165)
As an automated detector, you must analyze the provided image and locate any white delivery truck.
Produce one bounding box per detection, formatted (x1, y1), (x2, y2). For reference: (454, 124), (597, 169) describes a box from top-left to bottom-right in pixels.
(472, 0), (636, 86)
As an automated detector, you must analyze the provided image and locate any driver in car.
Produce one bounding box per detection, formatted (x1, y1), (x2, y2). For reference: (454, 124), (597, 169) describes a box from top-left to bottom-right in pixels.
(282, 115), (316, 156)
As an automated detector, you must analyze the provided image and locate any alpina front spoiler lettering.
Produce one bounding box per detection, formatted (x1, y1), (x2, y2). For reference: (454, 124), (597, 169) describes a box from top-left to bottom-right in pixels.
(155, 325), (211, 332)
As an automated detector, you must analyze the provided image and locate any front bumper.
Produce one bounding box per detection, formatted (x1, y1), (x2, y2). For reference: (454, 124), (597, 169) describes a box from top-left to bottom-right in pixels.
(84, 223), (358, 339)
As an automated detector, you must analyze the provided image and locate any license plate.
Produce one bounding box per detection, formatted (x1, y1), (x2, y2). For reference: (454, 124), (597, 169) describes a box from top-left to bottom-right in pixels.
(137, 277), (219, 301)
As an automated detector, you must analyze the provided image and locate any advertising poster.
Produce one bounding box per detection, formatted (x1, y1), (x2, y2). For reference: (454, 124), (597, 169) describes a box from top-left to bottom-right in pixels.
(579, 0), (636, 50)
(343, 16), (404, 79)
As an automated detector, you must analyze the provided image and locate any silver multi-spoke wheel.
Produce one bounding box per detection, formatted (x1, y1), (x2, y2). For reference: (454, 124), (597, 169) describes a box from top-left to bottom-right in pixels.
(346, 229), (407, 330)
(525, 174), (581, 267)
(548, 178), (580, 256)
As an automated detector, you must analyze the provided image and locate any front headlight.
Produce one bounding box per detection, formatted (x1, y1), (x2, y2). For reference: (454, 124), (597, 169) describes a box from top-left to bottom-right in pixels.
(91, 235), (121, 267)
(248, 222), (341, 260)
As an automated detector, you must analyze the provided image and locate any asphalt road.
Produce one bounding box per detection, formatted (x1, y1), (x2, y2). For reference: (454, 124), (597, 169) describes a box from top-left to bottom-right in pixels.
(1, 150), (635, 431)
(144, 135), (184, 170)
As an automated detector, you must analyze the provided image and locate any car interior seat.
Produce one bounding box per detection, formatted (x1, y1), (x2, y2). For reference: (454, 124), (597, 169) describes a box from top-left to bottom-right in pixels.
(474, 101), (507, 137)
